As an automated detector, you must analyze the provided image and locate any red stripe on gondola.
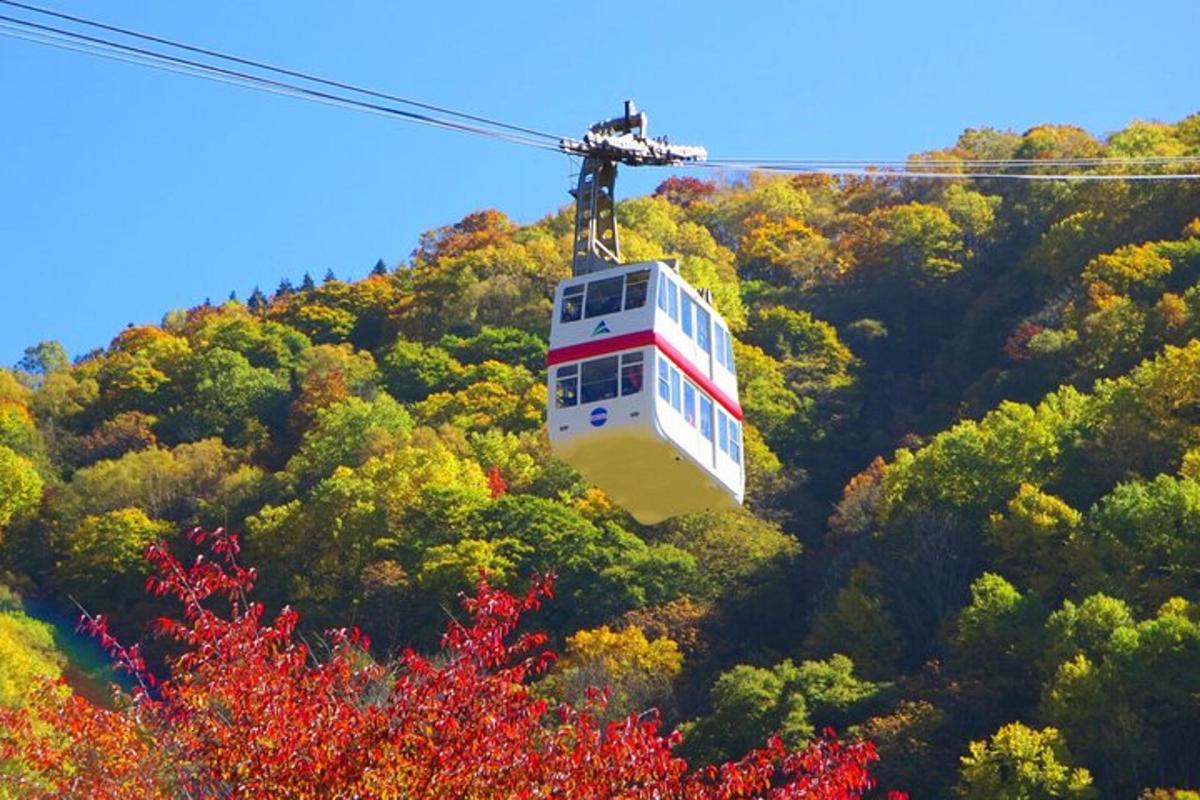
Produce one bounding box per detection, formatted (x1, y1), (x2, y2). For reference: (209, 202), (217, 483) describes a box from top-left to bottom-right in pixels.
(547, 329), (744, 421)
(546, 330), (657, 365)
(652, 333), (744, 421)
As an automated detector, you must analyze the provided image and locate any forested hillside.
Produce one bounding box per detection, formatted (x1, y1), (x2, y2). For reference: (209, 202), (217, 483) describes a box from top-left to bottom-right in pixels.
(3, 114), (1200, 796)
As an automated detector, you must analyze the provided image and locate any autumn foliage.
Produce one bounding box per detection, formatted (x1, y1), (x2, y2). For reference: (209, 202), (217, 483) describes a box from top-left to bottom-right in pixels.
(0, 528), (892, 799)
(7, 115), (1196, 796)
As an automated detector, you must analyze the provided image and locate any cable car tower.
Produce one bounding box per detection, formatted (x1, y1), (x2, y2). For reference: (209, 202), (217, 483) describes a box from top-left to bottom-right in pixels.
(560, 101), (706, 276)
(548, 103), (744, 524)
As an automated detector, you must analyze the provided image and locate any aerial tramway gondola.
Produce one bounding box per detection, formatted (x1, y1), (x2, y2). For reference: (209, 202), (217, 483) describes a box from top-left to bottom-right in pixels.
(546, 103), (743, 524)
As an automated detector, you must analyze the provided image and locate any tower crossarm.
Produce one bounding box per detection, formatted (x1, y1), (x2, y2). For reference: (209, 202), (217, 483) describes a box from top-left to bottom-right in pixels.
(562, 101), (706, 276)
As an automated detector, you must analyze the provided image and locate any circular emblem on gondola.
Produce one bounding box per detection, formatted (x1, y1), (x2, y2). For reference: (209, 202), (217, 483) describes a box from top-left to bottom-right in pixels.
(590, 407), (608, 427)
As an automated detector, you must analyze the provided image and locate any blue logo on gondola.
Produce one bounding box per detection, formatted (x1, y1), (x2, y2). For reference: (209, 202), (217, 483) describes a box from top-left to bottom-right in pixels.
(590, 407), (608, 427)
(592, 320), (611, 336)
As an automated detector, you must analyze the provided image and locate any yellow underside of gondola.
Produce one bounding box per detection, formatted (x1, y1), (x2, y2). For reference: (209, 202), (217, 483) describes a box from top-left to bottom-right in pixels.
(554, 426), (740, 525)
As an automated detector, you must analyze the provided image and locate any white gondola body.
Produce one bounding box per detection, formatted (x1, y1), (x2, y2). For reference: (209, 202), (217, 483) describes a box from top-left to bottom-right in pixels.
(546, 261), (745, 524)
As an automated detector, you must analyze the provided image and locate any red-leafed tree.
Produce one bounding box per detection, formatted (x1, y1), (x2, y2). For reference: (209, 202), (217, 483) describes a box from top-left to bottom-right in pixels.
(0, 528), (899, 799)
(653, 176), (718, 208)
(487, 464), (509, 498)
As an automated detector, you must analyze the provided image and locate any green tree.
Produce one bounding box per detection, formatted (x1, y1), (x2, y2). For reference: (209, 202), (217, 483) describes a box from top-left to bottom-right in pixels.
(413, 362), (544, 434)
(247, 286), (268, 312)
(657, 510), (799, 601)
(1081, 243), (1173, 297)
(938, 184), (1000, 251)
(245, 467), (389, 622)
(1180, 447), (1200, 481)
(882, 402), (1060, 521)
(439, 326), (547, 373)
(289, 303), (356, 344)
(56, 508), (171, 614)
(0, 600), (65, 708)
(475, 495), (680, 628)
(988, 485), (1084, 598)
(17, 341), (69, 376)
(465, 429), (542, 494)
(1040, 593), (1135, 672)
(415, 538), (520, 602)
(730, 340), (807, 447)
(162, 347), (289, 443)
(953, 573), (1045, 696)
(743, 306), (856, 386)
(0, 399), (42, 460)
(64, 438), (241, 520)
(30, 369), (97, 425)
(0, 369), (33, 407)
(597, 544), (698, 610)
(957, 722), (1095, 800)
(379, 340), (463, 403)
(285, 395), (412, 490)
(681, 655), (877, 766)
(681, 663), (813, 766)
(860, 202), (966, 284)
(1087, 475), (1200, 606)
(0, 445), (42, 533)
(1040, 596), (1200, 794)
(699, 173), (815, 248)
(191, 311), (311, 372)
(92, 326), (191, 416)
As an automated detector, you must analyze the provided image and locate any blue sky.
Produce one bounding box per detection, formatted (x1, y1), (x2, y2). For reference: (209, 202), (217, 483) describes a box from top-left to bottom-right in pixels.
(1, 0), (1197, 365)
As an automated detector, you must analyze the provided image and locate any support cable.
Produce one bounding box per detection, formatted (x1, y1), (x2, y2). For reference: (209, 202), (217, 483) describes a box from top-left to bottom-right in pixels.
(0, 21), (556, 151)
(0, 15), (562, 153)
(712, 156), (1200, 168)
(697, 160), (1200, 181)
(0, 0), (561, 142)
(2, 4), (1198, 181)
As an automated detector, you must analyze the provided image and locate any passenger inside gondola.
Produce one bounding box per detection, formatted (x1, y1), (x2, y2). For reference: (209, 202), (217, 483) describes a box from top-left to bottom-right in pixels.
(580, 357), (619, 403)
(561, 285), (584, 322)
(621, 353), (643, 394)
(623, 270), (649, 308)
(585, 276), (623, 317)
(555, 364), (578, 408)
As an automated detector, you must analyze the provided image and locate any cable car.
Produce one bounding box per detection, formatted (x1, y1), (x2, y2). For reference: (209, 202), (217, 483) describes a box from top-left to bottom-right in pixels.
(547, 260), (744, 524)
(546, 101), (738, 523)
